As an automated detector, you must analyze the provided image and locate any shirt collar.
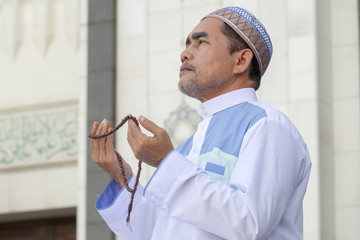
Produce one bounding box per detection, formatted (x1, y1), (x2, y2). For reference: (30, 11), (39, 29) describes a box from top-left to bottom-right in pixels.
(198, 88), (258, 119)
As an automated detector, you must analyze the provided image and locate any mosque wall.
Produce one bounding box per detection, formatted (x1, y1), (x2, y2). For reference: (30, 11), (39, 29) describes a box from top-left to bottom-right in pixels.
(0, 0), (79, 230)
(0, 0), (359, 239)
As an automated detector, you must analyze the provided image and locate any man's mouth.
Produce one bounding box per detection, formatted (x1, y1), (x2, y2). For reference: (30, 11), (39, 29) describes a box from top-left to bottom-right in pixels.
(180, 64), (194, 74)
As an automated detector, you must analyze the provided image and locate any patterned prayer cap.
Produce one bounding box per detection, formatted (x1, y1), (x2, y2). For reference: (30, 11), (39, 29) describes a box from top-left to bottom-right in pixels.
(204, 7), (273, 76)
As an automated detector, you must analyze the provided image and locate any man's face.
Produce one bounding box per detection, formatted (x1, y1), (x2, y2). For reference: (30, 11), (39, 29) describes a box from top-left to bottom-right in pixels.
(178, 18), (236, 102)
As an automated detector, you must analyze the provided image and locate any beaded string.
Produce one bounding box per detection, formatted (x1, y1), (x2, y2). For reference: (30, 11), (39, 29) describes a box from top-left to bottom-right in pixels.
(89, 114), (142, 228)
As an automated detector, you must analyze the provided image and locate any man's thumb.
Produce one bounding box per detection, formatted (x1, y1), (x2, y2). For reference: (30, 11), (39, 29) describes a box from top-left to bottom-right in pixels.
(138, 115), (160, 135)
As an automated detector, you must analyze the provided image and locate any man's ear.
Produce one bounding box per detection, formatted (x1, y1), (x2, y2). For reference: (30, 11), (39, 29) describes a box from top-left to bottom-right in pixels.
(233, 49), (253, 75)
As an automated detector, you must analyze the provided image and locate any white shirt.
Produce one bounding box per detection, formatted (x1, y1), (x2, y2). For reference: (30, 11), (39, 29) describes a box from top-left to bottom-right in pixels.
(96, 88), (312, 240)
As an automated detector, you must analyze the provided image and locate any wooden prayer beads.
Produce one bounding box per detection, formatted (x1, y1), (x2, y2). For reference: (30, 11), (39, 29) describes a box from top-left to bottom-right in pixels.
(89, 114), (142, 226)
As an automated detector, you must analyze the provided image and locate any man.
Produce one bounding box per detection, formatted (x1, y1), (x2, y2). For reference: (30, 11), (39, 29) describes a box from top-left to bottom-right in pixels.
(91, 6), (311, 240)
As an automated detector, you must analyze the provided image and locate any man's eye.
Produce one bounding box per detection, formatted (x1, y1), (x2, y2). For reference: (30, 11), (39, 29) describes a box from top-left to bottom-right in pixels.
(199, 40), (206, 45)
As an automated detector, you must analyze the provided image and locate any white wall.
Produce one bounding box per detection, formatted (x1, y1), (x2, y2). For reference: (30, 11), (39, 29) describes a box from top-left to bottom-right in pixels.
(330, 0), (360, 239)
(0, 0), (80, 219)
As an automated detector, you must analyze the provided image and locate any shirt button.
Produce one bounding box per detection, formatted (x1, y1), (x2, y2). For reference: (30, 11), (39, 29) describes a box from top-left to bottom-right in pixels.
(202, 110), (207, 115)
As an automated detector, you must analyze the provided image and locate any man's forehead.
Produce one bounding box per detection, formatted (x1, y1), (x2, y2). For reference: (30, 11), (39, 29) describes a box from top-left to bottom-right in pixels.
(187, 18), (222, 39)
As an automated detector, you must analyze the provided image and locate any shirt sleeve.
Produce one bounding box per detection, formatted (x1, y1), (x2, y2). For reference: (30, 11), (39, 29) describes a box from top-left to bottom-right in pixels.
(96, 174), (157, 240)
(143, 117), (311, 239)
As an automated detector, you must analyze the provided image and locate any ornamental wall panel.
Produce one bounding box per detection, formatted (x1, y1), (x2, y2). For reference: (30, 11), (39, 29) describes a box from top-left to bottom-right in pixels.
(0, 106), (78, 169)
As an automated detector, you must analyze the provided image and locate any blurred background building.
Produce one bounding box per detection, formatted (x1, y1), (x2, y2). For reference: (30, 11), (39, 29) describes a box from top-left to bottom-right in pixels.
(0, 0), (359, 239)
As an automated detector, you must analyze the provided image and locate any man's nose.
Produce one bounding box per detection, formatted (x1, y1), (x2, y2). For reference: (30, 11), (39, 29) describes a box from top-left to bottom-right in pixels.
(180, 48), (193, 63)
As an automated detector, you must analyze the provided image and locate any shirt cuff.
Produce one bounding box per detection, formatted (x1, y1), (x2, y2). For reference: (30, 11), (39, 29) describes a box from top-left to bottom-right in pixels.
(143, 150), (192, 207)
(96, 174), (134, 210)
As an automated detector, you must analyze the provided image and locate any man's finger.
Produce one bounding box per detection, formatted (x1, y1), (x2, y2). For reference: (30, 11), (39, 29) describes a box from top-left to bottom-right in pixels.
(91, 121), (99, 161)
(99, 119), (109, 154)
(101, 119), (109, 136)
(91, 121), (99, 135)
(106, 127), (114, 154)
(127, 119), (142, 152)
(96, 121), (103, 135)
(94, 121), (103, 161)
(128, 119), (143, 139)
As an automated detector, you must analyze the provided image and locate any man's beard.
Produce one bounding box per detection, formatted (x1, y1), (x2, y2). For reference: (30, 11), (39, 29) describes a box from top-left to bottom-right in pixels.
(178, 74), (225, 101)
